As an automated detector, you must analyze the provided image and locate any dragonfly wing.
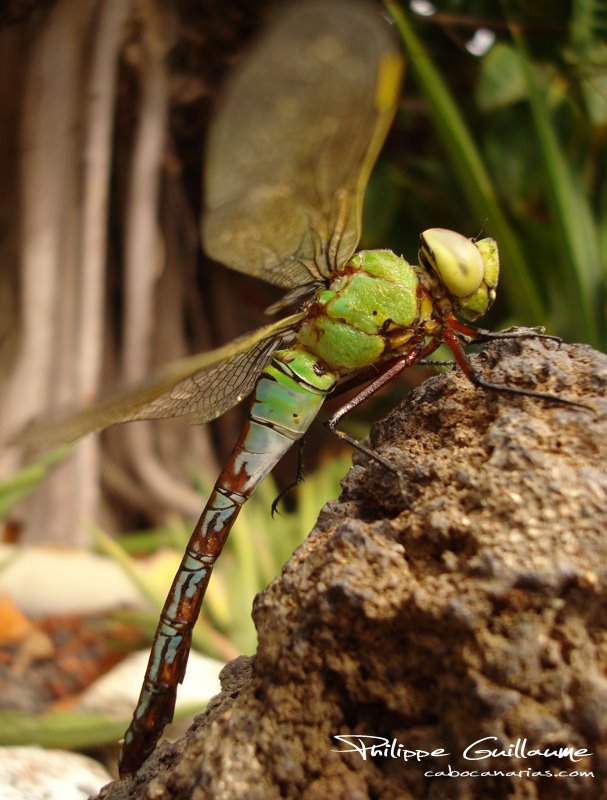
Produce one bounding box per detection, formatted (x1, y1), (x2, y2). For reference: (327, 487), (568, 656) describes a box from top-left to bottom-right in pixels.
(19, 313), (305, 445)
(203, 0), (404, 288)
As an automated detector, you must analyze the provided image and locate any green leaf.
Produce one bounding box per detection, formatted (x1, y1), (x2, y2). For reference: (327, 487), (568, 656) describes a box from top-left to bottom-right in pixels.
(0, 446), (72, 518)
(510, 25), (602, 345)
(477, 43), (527, 110)
(0, 704), (202, 749)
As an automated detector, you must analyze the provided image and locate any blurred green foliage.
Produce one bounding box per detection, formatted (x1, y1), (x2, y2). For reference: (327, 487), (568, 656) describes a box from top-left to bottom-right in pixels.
(367, 0), (606, 348)
(0, 446), (72, 520)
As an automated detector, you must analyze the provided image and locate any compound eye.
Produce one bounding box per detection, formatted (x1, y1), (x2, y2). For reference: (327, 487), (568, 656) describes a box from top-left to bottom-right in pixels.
(420, 228), (485, 298)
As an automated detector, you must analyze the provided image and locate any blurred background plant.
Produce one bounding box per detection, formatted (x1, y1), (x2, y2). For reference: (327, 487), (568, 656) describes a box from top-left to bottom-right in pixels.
(0, 0), (605, 754)
(379, 0), (607, 348)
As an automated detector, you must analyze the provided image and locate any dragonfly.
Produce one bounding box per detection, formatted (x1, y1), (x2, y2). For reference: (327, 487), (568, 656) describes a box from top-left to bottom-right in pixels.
(19, 0), (581, 777)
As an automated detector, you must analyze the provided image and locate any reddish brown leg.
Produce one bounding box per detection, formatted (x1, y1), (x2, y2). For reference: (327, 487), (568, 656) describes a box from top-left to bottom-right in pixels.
(324, 340), (441, 471)
(442, 322), (591, 411)
(446, 316), (563, 346)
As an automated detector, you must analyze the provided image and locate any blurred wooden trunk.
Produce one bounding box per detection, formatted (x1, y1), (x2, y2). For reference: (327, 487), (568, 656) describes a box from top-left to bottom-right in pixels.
(0, 0), (271, 545)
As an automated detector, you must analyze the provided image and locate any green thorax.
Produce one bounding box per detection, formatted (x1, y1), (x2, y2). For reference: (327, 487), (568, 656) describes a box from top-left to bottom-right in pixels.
(297, 248), (431, 374)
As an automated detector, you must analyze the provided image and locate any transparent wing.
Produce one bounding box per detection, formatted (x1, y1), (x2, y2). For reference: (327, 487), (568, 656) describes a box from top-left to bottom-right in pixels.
(203, 0), (404, 288)
(19, 313), (304, 446)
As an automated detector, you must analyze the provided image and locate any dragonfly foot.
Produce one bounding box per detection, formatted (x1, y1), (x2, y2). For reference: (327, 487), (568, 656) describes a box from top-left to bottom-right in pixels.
(271, 481), (299, 517)
(271, 437), (307, 517)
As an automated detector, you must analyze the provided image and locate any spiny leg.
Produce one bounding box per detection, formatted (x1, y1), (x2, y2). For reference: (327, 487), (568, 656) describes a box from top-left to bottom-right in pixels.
(324, 341), (441, 472)
(447, 318), (564, 346)
(417, 358), (456, 367)
(473, 329), (563, 345)
(441, 325), (593, 412)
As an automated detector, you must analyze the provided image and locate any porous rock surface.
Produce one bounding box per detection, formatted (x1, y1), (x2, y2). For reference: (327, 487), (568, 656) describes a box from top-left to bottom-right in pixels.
(96, 334), (607, 800)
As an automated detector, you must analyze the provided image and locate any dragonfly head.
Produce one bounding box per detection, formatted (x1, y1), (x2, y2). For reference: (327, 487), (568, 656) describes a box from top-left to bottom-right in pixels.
(418, 228), (499, 321)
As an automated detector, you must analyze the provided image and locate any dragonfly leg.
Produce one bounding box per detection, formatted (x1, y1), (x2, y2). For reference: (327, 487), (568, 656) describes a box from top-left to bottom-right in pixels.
(473, 329), (563, 346)
(325, 420), (398, 474)
(324, 341), (442, 472)
(442, 326), (593, 412)
(271, 437), (306, 517)
(447, 318), (563, 346)
(416, 358), (455, 367)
